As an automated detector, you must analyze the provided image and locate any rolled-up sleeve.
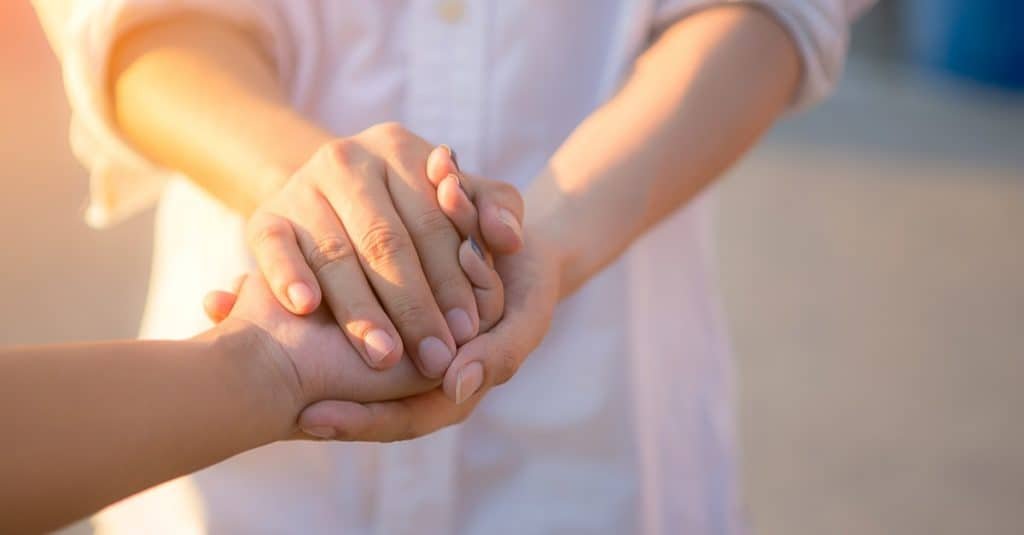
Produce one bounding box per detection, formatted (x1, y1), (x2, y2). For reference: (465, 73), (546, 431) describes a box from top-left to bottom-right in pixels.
(32, 0), (293, 228)
(654, 0), (875, 111)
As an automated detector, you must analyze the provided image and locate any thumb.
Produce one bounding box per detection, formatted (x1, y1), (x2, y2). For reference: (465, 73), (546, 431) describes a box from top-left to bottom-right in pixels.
(202, 274), (248, 324)
(424, 144), (524, 255)
(468, 175), (524, 255)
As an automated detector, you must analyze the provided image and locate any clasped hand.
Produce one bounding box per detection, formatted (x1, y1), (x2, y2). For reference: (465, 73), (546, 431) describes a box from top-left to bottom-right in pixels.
(205, 123), (561, 442)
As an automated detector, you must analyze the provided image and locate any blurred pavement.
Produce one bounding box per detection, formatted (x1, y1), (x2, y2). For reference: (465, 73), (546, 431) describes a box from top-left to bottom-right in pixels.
(718, 60), (1024, 534)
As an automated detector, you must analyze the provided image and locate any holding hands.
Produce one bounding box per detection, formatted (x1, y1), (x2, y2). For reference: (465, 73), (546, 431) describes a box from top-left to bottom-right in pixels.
(245, 123), (522, 377)
(206, 122), (560, 441)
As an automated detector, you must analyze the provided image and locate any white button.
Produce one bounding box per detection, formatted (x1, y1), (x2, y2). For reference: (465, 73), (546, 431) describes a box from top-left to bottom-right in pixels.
(436, 0), (465, 23)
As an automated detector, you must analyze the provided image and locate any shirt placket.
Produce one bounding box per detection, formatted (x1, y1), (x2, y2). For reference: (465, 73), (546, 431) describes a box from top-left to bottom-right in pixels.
(375, 2), (486, 534)
(403, 0), (486, 172)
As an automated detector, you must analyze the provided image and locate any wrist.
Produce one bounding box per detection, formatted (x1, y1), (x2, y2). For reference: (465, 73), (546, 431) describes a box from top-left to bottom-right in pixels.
(523, 187), (576, 299)
(201, 319), (304, 441)
(247, 109), (335, 213)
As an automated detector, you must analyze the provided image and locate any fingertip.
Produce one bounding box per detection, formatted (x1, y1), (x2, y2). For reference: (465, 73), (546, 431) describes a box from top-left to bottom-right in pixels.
(203, 291), (236, 324)
(442, 363), (459, 402)
(426, 145), (457, 185)
(445, 307), (478, 345)
(443, 360), (484, 404)
(468, 236), (485, 260)
(286, 281), (320, 314)
(438, 175), (480, 240)
(480, 205), (524, 255)
(495, 207), (524, 244)
(458, 239), (494, 288)
(363, 328), (401, 369)
(417, 336), (456, 379)
(437, 174), (463, 213)
(454, 361), (484, 405)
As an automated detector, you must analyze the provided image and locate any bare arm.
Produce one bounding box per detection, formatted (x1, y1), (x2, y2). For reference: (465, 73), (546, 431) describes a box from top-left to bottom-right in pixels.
(0, 323), (293, 533)
(0, 268), (451, 532)
(108, 15), (522, 375)
(532, 4), (801, 295)
(294, 4), (807, 436)
(109, 14), (327, 214)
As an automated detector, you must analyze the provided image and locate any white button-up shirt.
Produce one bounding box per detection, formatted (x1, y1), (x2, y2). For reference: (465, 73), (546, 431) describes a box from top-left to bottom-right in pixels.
(36, 0), (867, 532)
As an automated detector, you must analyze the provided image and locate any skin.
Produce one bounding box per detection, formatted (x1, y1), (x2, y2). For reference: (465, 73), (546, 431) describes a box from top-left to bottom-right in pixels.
(108, 0), (800, 450)
(0, 270), (441, 534)
(2, 3), (802, 531)
(108, 15), (523, 378)
(287, 4), (804, 438)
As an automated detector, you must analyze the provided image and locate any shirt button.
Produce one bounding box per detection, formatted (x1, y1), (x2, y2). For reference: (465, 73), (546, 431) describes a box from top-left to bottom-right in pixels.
(436, 0), (465, 23)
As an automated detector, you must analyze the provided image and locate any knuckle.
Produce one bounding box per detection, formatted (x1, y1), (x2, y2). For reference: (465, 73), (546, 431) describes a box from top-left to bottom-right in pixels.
(306, 235), (355, 275)
(389, 296), (431, 329)
(318, 138), (362, 169)
(359, 223), (412, 269)
(412, 208), (456, 241)
(248, 217), (291, 249)
(366, 122), (418, 156)
(432, 270), (470, 301)
(368, 121), (408, 140)
(343, 300), (385, 325)
(485, 181), (525, 213)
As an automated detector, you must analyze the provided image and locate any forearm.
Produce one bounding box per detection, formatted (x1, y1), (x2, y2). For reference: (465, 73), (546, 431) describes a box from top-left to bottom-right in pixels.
(528, 5), (800, 296)
(109, 15), (331, 214)
(0, 321), (297, 533)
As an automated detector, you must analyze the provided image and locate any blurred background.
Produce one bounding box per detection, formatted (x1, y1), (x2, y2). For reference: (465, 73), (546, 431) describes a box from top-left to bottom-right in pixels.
(2, 1), (1022, 534)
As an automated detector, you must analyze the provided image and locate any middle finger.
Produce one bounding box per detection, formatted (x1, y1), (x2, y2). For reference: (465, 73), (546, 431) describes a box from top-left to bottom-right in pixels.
(315, 141), (457, 379)
(385, 150), (481, 345)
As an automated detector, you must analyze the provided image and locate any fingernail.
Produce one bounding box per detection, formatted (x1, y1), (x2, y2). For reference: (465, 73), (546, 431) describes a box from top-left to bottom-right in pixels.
(468, 236), (485, 260)
(447, 173), (469, 198)
(287, 282), (315, 311)
(364, 329), (395, 365)
(302, 426), (335, 439)
(455, 362), (484, 405)
(445, 308), (475, 342)
(418, 336), (454, 378)
(439, 144), (460, 171)
(496, 208), (523, 240)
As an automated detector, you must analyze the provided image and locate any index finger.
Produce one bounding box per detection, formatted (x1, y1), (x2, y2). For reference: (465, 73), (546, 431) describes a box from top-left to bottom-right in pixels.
(314, 142), (456, 379)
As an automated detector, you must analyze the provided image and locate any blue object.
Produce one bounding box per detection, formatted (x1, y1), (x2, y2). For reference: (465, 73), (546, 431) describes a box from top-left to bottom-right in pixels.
(905, 0), (1024, 90)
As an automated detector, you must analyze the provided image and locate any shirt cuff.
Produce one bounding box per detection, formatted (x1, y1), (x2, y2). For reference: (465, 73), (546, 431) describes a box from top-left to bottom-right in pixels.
(653, 0), (872, 112)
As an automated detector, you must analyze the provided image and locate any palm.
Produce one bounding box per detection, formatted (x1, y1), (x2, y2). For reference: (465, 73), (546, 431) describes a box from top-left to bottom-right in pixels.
(228, 274), (438, 405)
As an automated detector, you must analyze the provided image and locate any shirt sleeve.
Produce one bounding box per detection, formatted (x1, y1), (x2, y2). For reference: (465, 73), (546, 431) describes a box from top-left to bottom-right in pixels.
(31, 0), (294, 228)
(653, 0), (875, 112)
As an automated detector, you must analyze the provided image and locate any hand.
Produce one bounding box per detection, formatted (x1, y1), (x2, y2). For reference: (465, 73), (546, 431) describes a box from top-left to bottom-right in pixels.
(206, 145), (533, 441)
(212, 272), (440, 439)
(292, 229), (562, 441)
(247, 123), (523, 378)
